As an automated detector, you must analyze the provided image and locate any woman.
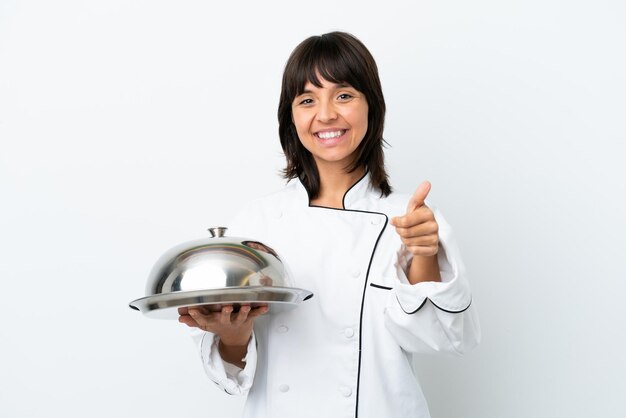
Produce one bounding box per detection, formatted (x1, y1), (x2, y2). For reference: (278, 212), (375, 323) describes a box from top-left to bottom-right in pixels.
(179, 31), (480, 418)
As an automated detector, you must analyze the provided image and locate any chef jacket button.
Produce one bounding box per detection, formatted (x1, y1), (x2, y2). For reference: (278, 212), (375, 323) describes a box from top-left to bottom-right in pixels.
(277, 325), (289, 333)
(279, 384), (290, 393)
(351, 269), (361, 278)
(339, 386), (352, 397)
(344, 328), (355, 338)
(371, 217), (381, 225)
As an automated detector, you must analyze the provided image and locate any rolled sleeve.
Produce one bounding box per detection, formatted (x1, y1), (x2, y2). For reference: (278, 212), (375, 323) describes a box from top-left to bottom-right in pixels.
(191, 328), (258, 395)
(384, 206), (480, 354)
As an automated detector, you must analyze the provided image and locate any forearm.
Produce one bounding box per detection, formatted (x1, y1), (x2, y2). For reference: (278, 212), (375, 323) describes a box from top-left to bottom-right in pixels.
(407, 254), (441, 284)
(218, 338), (249, 369)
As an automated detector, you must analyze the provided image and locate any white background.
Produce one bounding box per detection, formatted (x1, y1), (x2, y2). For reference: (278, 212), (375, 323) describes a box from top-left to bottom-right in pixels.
(1, 1), (625, 417)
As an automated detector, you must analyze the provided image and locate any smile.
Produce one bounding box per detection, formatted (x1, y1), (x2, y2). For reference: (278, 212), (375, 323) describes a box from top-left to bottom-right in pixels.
(315, 130), (346, 139)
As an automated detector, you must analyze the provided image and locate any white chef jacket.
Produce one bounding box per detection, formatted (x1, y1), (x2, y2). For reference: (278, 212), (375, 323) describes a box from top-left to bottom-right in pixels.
(190, 172), (480, 418)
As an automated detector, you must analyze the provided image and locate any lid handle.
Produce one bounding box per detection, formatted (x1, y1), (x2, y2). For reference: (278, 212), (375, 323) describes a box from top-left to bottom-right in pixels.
(208, 227), (227, 238)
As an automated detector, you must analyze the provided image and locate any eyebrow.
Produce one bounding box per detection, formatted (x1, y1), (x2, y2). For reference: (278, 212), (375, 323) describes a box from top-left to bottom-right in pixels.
(300, 82), (352, 94)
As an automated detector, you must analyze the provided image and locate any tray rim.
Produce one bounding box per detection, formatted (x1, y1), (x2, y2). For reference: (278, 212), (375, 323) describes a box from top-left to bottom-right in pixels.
(129, 286), (314, 314)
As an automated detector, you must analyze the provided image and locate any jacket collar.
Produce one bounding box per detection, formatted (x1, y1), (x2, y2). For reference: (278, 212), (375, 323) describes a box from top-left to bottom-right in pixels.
(342, 171), (373, 209)
(294, 171), (374, 210)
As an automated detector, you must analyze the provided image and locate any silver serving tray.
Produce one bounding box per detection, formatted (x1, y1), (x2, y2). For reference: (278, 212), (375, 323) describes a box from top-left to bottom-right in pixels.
(129, 286), (314, 319)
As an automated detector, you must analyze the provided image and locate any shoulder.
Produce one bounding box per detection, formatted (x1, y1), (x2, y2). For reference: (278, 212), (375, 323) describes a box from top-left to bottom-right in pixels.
(368, 189), (445, 222)
(247, 180), (300, 211)
(382, 191), (412, 210)
(228, 181), (299, 237)
(364, 189), (411, 215)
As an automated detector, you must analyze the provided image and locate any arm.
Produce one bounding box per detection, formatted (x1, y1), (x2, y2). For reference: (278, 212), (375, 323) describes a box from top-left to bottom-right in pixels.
(180, 305), (268, 395)
(386, 202), (480, 355)
(218, 339), (250, 369)
(390, 181), (442, 284)
(179, 204), (270, 394)
(407, 254), (441, 284)
(180, 304), (268, 366)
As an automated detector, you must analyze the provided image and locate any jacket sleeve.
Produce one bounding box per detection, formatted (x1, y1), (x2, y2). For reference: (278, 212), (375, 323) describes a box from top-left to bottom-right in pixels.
(189, 328), (258, 395)
(383, 205), (481, 355)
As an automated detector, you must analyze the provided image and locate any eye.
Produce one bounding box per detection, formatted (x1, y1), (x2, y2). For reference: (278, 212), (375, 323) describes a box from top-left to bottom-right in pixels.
(338, 93), (353, 101)
(295, 97), (314, 106)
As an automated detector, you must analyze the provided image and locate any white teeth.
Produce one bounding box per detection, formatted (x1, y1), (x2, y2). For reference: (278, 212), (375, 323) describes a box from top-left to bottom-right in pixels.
(317, 130), (345, 139)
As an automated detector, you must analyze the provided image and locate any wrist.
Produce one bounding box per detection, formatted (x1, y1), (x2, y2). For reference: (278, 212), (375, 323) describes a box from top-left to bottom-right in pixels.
(408, 254), (441, 284)
(219, 334), (251, 348)
(219, 339), (249, 349)
(218, 336), (250, 368)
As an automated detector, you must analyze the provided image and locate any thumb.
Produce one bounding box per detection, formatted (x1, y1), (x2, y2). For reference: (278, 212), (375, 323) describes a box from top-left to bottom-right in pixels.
(406, 181), (431, 213)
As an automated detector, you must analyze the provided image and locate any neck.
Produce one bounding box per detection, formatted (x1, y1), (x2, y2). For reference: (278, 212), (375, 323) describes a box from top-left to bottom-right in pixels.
(310, 163), (366, 208)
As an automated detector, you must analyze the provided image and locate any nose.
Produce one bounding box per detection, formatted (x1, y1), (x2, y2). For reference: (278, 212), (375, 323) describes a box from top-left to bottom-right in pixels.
(316, 100), (338, 122)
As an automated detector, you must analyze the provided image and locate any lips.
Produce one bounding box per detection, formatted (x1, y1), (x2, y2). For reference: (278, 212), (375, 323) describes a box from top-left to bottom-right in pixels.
(314, 129), (348, 146)
(315, 129), (346, 139)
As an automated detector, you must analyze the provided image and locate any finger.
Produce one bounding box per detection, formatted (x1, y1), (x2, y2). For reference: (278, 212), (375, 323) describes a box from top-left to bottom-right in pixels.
(400, 233), (439, 247)
(247, 305), (270, 318)
(178, 314), (200, 328)
(219, 305), (234, 325)
(178, 307), (189, 315)
(192, 305), (211, 315)
(406, 181), (431, 213)
(187, 308), (212, 326)
(188, 307), (207, 317)
(392, 207), (435, 229)
(395, 220), (439, 238)
(232, 305), (251, 325)
(402, 235), (439, 247)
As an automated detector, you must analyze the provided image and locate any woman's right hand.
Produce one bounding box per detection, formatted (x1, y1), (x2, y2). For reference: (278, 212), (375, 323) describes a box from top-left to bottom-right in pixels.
(178, 304), (269, 367)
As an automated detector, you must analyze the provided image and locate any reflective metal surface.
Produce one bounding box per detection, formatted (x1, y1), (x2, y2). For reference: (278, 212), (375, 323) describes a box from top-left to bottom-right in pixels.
(130, 287), (313, 319)
(129, 227), (313, 319)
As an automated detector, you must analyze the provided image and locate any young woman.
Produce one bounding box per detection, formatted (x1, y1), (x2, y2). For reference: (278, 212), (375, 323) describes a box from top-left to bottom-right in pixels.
(179, 31), (480, 418)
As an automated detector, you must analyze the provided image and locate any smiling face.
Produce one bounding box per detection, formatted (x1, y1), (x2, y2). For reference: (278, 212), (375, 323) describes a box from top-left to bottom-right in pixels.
(291, 77), (369, 171)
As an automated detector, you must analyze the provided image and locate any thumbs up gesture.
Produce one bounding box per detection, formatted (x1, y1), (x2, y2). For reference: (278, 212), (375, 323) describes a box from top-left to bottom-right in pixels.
(390, 181), (439, 258)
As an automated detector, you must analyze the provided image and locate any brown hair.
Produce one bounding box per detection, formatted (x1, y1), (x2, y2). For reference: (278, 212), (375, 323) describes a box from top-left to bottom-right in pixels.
(278, 31), (392, 199)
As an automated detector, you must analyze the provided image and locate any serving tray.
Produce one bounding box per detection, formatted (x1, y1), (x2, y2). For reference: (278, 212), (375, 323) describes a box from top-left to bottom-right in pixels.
(129, 286), (314, 319)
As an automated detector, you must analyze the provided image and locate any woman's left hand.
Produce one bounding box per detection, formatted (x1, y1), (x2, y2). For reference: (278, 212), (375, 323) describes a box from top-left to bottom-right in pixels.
(390, 181), (439, 257)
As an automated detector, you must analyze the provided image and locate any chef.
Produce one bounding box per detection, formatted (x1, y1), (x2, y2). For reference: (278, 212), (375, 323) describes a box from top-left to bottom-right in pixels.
(179, 31), (480, 418)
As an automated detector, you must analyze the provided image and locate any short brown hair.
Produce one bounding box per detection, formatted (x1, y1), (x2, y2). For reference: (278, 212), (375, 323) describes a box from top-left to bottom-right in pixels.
(278, 31), (392, 199)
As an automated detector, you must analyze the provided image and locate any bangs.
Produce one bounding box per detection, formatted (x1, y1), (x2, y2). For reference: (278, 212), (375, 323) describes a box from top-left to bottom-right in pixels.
(289, 36), (365, 97)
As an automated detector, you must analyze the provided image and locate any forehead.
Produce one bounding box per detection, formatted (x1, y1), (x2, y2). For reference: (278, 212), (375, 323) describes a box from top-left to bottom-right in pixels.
(293, 61), (353, 93)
